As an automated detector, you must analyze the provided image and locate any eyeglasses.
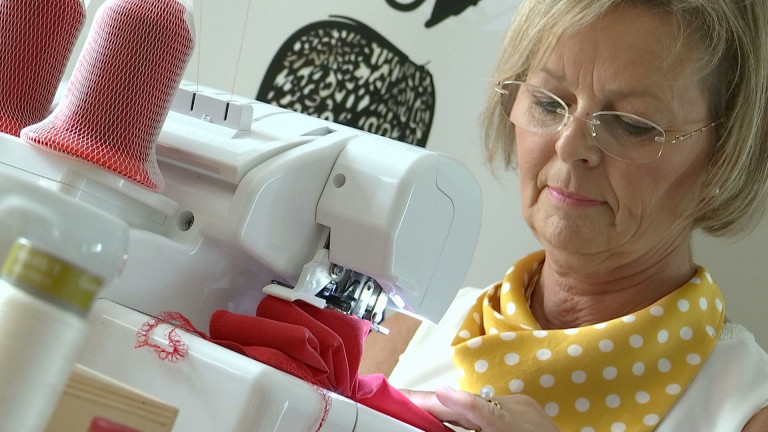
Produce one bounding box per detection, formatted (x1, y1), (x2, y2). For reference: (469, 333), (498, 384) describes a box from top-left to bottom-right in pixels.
(495, 80), (720, 163)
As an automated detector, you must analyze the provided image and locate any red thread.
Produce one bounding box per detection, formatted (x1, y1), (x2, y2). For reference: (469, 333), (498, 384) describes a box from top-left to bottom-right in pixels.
(134, 311), (201, 362)
(135, 311), (332, 430)
(0, 0), (85, 136)
(20, 0), (194, 190)
(282, 362), (331, 432)
(318, 388), (331, 432)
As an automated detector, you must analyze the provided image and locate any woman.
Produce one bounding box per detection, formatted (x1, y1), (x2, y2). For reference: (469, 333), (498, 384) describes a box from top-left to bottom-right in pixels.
(392, 1), (768, 431)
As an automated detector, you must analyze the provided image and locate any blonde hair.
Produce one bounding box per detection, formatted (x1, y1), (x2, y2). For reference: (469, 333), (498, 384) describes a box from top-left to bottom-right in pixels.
(482, 0), (768, 238)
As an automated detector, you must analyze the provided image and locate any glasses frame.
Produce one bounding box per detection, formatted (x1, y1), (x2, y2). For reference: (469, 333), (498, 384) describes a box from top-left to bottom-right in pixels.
(495, 79), (720, 163)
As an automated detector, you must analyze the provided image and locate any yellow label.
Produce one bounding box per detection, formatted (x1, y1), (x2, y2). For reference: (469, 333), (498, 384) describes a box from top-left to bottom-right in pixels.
(1, 241), (103, 312)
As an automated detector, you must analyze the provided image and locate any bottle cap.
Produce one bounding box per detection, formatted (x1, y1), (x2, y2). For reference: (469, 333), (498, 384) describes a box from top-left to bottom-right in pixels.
(2, 239), (103, 314)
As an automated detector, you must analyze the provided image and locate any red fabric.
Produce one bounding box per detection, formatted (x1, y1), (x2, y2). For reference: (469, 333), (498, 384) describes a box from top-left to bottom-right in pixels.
(208, 296), (451, 432)
(88, 417), (140, 432)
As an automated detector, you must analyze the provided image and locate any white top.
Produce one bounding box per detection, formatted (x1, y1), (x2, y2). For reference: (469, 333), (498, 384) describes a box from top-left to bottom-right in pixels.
(389, 287), (768, 432)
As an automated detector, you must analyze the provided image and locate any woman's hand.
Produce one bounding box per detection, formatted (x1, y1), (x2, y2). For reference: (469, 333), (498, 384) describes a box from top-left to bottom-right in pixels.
(403, 385), (562, 432)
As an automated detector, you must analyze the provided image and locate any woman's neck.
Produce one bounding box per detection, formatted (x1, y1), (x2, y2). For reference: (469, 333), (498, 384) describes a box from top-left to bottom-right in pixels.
(530, 236), (697, 330)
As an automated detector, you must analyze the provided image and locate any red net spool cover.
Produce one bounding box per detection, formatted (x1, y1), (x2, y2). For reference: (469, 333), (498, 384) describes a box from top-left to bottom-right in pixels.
(0, 0), (85, 136)
(21, 0), (195, 191)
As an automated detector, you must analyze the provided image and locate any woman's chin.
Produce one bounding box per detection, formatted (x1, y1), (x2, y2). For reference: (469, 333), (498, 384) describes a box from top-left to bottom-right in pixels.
(533, 216), (609, 253)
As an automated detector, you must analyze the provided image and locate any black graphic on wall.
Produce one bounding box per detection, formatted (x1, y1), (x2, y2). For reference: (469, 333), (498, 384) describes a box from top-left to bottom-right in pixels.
(386, 0), (427, 12)
(386, 0), (483, 28)
(256, 16), (435, 148)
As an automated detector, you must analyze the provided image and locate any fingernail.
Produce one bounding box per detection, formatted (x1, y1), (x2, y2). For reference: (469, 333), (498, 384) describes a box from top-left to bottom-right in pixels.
(437, 383), (457, 392)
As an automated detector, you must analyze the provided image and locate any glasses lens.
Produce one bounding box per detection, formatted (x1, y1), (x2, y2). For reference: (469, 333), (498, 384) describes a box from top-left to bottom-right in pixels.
(495, 81), (667, 163)
(592, 112), (665, 162)
(497, 81), (567, 133)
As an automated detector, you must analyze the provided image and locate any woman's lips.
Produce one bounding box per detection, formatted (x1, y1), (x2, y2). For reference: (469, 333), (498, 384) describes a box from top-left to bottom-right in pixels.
(546, 186), (604, 207)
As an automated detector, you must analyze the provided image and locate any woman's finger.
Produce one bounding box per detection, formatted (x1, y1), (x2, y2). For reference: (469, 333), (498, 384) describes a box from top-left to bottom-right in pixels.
(404, 386), (562, 432)
(434, 386), (562, 432)
(434, 385), (496, 430)
(401, 388), (481, 428)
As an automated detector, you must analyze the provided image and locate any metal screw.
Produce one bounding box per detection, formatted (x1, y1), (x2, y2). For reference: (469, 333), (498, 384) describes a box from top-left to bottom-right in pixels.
(178, 211), (195, 232)
(329, 264), (345, 279)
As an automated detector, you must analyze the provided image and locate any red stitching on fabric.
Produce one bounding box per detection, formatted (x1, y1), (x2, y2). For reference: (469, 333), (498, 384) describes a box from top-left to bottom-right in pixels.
(134, 310), (332, 430)
(134, 311), (198, 362)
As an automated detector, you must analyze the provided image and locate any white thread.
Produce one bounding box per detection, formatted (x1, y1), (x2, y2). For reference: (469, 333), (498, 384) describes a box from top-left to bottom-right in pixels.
(196, 0), (203, 93)
(0, 281), (87, 431)
(229, 0), (253, 100)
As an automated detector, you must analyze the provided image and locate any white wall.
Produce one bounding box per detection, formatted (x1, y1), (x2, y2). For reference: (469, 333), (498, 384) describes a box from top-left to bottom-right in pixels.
(74, 0), (766, 349)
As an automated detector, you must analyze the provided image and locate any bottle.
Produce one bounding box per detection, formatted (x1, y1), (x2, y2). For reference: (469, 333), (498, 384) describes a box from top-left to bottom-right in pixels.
(0, 175), (128, 432)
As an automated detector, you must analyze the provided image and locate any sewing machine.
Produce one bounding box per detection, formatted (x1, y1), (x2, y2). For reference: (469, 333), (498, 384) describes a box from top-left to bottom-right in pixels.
(0, 0), (482, 429)
(0, 79), (481, 431)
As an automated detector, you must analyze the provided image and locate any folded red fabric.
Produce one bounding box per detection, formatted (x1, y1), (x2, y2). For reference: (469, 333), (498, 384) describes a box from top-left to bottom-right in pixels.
(208, 296), (451, 432)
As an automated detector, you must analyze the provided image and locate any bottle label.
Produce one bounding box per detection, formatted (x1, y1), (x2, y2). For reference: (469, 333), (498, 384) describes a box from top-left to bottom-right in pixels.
(1, 241), (103, 313)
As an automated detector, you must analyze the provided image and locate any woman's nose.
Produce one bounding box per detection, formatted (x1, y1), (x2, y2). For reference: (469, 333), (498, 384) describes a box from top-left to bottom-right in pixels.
(554, 115), (603, 166)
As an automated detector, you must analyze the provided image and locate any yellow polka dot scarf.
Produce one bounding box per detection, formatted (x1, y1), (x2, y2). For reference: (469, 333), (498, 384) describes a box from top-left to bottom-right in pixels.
(452, 251), (725, 432)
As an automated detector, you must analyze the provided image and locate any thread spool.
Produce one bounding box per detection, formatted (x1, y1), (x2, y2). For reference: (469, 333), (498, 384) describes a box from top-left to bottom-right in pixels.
(21, 0), (195, 191)
(0, 172), (128, 431)
(0, 0), (85, 136)
(0, 240), (100, 432)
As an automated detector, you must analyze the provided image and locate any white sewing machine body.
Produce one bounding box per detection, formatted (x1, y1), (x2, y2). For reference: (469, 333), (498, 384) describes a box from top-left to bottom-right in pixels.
(0, 80), (481, 431)
(84, 300), (410, 431)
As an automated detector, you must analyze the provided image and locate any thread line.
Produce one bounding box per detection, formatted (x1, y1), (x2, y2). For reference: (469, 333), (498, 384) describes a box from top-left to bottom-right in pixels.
(229, 0), (253, 100)
(195, 0), (203, 93)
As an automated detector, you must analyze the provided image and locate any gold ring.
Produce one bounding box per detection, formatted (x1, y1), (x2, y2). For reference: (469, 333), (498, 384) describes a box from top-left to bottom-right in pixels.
(491, 399), (501, 409)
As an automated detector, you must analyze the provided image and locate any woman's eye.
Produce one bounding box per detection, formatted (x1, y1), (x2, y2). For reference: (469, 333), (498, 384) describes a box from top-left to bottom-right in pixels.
(532, 98), (563, 115)
(617, 116), (656, 137)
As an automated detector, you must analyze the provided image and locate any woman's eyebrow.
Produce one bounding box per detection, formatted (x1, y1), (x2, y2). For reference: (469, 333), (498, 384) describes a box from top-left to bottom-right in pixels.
(531, 67), (566, 82)
(535, 67), (669, 106)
